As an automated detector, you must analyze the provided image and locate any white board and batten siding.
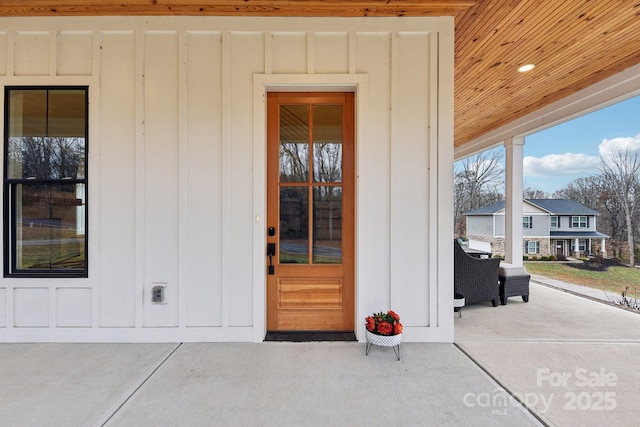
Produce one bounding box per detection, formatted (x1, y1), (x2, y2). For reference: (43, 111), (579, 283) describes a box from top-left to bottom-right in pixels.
(0, 17), (454, 343)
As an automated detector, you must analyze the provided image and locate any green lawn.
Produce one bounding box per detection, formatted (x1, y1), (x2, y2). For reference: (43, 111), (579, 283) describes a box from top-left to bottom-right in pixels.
(524, 261), (640, 296)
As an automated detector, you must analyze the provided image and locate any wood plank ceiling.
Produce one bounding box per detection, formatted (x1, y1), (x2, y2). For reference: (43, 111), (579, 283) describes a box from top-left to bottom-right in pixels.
(455, 0), (640, 148)
(1, 1), (640, 149)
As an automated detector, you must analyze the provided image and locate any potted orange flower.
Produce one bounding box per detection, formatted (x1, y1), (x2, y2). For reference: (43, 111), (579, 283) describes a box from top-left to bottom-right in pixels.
(365, 310), (403, 360)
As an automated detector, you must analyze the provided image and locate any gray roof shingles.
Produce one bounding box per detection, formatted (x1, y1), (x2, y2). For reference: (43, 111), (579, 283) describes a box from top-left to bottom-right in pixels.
(465, 199), (600, 216)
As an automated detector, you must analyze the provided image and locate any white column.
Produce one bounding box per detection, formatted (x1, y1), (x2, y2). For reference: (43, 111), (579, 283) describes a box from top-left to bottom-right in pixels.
(504, 136), (525, 266)
(574, 238), (580, 257)
(601, 238), (607, 257)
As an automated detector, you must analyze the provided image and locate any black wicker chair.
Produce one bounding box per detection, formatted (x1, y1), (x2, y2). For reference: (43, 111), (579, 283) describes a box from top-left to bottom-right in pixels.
(454, 240), (500, 307)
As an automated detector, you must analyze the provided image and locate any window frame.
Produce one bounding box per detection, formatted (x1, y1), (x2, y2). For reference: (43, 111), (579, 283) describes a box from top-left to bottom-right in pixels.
(526, 240), (539, 254)
(523, 216), (532, 229)
(571, 215), (588, 228)
(3, 86), (89, 278)
(550, 215), (559, 228)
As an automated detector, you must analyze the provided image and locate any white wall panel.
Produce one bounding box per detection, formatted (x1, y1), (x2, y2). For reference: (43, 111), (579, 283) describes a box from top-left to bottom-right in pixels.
(272, 32), (306, 74)
(0, 289), (6, 327)
(0, 17), (453, 343)
(355, 33), (393, 312)
(227, 32), (264, 327)
(56, 288), (91, 327)
(314, 32), (349, 74)
(14, 288), (49, 327)
(390, 33), (432, 327)
(57, 31), (93, 75)
(143, 31), (180, 327)
(14, 31), (50, 76)
(185, 31), (224, 327)
(98, 31), (137, 327)
(0, 33), (7, 76)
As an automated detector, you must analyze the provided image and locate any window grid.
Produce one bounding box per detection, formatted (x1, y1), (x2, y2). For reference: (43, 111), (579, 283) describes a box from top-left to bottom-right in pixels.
(571, 216), (588, 228)
(4, 86), (88, 278)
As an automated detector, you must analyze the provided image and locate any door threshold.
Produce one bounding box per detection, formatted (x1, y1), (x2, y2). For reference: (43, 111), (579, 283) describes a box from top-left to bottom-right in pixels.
(264, 331), (356, 342)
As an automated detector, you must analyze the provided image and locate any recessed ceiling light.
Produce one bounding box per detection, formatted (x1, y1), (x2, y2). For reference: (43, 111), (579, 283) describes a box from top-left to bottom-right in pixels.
(518, 64), (536, 73)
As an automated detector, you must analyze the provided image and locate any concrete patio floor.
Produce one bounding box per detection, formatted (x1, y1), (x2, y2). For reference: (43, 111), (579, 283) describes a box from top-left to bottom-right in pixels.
(1, 279), (637, 426)
(455, 279), (640, 427)
(0, 342), (539, 426)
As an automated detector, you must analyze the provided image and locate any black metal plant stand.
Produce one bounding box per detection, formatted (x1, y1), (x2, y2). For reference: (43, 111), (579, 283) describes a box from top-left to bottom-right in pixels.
(365, 331), (402, 361)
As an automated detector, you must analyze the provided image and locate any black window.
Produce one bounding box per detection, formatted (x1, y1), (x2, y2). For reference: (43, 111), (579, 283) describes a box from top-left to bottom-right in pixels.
(4, 87), (88, 277)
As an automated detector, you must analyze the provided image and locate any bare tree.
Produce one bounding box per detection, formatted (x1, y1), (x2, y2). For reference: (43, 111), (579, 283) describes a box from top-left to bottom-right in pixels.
(313, 142), (342, 183)
(599, 148), (640, 266)
(552, 176), (602, 210)
(8, 136), (85, 179)
(454, 148), (504, 236)
(553, 175), (630, 257)
(523, 186), (549, 199)
(597, 179), (627, 257)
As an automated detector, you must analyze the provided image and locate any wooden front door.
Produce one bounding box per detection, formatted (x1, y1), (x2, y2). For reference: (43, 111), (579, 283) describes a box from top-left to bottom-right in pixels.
(266, 92), (354, 331)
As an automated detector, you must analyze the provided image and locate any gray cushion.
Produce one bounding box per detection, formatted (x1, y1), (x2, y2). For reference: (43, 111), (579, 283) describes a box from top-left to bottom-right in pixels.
(499, 263), (528, 277)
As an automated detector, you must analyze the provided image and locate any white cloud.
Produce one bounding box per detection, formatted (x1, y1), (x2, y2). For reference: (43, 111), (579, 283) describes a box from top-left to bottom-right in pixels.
(523, 153), (600, 177)
(599, 133), (640, 158)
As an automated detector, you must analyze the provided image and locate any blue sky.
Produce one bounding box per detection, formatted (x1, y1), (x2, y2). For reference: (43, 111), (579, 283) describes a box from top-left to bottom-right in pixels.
(522, 95), (640, 193)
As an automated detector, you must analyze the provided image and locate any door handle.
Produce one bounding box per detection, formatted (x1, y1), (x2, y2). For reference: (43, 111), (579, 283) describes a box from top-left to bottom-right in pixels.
(267, 243), (276, 275)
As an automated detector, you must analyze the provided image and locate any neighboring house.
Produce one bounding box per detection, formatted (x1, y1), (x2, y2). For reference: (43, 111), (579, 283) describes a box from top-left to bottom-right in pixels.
(465, 199), (608, 258)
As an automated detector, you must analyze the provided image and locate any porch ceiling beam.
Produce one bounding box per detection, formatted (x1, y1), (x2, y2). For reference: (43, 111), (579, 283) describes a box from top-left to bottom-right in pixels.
(0, 1), (475, 17)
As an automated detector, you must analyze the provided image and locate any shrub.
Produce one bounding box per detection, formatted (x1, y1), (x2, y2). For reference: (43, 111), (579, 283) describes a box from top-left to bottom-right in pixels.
(523, 255), (529, 261)
(548, 255), (557, 261)
(541, 256), (550, 261)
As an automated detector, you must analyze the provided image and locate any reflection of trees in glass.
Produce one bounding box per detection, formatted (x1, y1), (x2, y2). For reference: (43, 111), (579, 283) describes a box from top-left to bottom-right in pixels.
(17, 183), (85, 270)
(280, 105), (309, 182)
(279, 104), (343, 183)
(9, 136), (85, 180)
(280, 187), (309, 240)
(279, 142), (308, 182)
(280, 142), (343, 183)
(313, 186), (342, 264)
(313, 186), (342, 240)
(314, 142), (342, 183)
